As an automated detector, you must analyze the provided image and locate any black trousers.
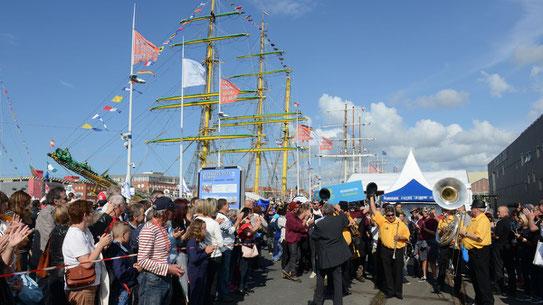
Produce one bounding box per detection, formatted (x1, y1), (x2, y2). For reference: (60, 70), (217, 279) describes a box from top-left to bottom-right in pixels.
(341, 259), (351, 289)
(438, 246), (464, 294)
(468, 247), (494, 305)
(492, 244), (516, 294)
(375, 242), (384, 290)
(381, 246), (404, 297)
(313, 264), (343, 305)
(204, 256), (222, 305)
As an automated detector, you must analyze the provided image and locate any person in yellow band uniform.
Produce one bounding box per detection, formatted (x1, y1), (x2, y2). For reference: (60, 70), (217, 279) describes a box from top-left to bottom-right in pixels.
(369, 196), (410, 299)
(459, 200), (494, 305)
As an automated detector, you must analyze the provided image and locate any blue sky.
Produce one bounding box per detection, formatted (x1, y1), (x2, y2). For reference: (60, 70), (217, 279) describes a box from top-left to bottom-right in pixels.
(1, 0), (543, 188)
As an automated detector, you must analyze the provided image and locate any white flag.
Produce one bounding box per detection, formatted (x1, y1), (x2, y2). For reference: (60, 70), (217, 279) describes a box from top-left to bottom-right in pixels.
(182, 58), (206, 88)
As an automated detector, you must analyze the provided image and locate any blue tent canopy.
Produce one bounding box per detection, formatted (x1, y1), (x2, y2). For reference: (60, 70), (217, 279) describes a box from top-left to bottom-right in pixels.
(382, 179), (434, 202)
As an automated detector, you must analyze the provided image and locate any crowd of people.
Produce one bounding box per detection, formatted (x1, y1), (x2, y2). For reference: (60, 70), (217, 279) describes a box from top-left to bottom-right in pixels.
(0, 185), (542, 305)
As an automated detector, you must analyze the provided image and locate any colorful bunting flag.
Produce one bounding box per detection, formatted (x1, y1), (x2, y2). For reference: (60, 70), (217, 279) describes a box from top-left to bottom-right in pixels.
(263, 11), (270, 16)
(163, 40), (171, 45)
(293, 102), (300, 107)
(123, 87), (143, 94)
(235, 6), (243, 10)
(169, 33), (176, 39)
(103, 106), (121, 113)
(194, 8), (202, 13)
(138, 70), (156, 77)
(143, 60), (154, 67)
(81, 123), (102, 131)
(112, 95), (123, 103)
(50, 139), (55, 147)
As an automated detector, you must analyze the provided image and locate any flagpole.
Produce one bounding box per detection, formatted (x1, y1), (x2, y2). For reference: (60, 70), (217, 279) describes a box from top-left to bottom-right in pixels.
(296, 112), (300, 196)
(308, 143), (311, 201)
(126, 3), (136, 188)
(218, 62), (222, 168)
(179, 37), (185, 197)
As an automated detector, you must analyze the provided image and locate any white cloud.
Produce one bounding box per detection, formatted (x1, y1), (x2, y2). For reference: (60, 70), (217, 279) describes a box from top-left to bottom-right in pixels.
(246, 0), (314, 17)
(493, 0), (543, 66)
(59, 80), (74, 88)
(480, 71), (514, 97)
(316, 93), (515, 171)
(530, 66), (543, 78)
(529, 97), (543, 119)
(414, 89), (469, 108)
(514, 44), (543, 65)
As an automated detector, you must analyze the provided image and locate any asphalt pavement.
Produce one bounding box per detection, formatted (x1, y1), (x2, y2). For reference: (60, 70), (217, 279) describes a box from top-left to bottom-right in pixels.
(216, 253), (529, 305)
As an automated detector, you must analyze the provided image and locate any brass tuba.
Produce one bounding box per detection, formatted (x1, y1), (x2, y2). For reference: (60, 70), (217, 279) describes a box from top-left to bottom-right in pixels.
(432, 177), (468, 246)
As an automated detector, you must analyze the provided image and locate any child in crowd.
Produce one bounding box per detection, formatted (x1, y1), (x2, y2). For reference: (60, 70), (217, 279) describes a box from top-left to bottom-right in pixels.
(186, 219), (216, 305)
(7, 258), (42, 305)
(106, 222), (141, 305)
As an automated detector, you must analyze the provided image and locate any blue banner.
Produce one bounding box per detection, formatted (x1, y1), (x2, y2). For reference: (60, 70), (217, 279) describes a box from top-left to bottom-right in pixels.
(198, 167), (243, 209)
(317, 180), (365, 204)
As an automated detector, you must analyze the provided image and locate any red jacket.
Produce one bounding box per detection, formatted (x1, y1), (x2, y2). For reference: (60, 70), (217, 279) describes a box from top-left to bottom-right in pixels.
(285, 211), (307, 245)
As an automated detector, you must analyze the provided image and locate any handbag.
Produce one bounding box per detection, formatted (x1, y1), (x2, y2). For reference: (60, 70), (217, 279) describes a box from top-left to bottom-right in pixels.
(534, 240), (543, 267)
(241, 244), (259, 258)
(36, 234), (52, 278)
(65, 265), (96, 289)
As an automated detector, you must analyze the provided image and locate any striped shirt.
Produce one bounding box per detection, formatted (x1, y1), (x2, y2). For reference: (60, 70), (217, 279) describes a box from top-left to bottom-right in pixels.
(137, 220), (170, 276)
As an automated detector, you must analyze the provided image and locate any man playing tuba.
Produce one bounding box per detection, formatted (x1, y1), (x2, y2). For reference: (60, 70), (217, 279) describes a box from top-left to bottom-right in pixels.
(437, 208), (464, 294)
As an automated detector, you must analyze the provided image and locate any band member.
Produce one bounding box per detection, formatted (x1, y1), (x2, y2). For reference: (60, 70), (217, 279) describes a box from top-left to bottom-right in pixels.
(437, 208), (462, 293)
(308, 203), (352, 305)
(369, 197), (410, 299)
(459, 200), (494, 305)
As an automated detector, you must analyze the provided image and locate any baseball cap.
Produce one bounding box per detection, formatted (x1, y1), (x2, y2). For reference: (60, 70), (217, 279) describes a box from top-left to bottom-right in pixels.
(153, 197), (178, 211)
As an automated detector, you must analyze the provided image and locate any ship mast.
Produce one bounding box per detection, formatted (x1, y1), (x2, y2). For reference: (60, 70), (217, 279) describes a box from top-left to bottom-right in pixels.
(200, 0), (216, 168)
(253, 19), (265, 194)
(281, 74), (291, 197)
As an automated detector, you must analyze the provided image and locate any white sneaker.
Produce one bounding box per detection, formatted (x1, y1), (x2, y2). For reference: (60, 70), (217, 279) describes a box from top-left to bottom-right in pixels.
(418, 276), (427, 282)
(309, 272), (316, 279)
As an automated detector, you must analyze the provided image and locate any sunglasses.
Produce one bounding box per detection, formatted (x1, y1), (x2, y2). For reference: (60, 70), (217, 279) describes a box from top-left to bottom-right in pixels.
(385, 214), (395, 217)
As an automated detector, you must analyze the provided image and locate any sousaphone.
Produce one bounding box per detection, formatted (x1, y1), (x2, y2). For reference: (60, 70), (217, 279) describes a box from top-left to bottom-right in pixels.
(432, 177), (468, 246)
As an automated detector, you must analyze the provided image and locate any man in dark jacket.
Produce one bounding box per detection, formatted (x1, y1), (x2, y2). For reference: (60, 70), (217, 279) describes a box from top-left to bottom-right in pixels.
(308, 203), (351, 305)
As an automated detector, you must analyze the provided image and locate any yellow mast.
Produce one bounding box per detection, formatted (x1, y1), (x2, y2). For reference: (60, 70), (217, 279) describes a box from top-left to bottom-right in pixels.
(253, 19), (265, 194)
(281, 74), (291, 197)
(200, 0), (216, 167)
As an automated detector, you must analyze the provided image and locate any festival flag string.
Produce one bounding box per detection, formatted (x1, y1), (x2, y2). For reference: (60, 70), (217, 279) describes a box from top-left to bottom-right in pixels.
(0, 77), (33, 164)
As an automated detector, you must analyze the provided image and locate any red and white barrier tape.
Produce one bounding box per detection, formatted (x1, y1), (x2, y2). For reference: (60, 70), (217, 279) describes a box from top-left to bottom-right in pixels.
(0, 243), (252, 278)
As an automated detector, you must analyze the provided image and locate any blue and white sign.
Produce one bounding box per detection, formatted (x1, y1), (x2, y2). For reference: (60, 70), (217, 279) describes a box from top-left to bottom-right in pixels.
(198, 167), (243, 209)
(317, 180), (365, 204)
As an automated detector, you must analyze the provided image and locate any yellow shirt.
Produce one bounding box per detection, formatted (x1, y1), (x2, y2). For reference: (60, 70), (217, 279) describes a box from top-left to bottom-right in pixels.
(373, 212), (410, 249)
(462, 213), (491, 250)
(438, 214), (457, 246)
(438, 214), (456, 232)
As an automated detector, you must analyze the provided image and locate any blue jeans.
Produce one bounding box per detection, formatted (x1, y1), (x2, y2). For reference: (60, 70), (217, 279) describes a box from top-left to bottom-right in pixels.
(272, 238), (283, 261)
(218, 249), (232, 297)
(138, 272), (172, 305)
(110, 287), (129, 305)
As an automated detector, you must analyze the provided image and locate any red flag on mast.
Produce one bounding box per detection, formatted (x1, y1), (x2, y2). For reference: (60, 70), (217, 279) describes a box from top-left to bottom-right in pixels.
(220, 79), (241, 104)
(133, 31), (160, 64)
(319, 137), (333, 150)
